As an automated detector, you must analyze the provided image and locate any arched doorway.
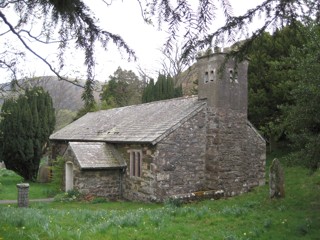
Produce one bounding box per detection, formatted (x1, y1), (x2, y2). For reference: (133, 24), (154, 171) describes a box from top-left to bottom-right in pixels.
(65, 162), (74, 191)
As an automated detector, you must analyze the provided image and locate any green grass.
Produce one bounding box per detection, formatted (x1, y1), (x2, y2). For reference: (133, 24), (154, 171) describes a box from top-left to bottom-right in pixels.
(0, 168), (57, 200)
(0, 155), (319, 240)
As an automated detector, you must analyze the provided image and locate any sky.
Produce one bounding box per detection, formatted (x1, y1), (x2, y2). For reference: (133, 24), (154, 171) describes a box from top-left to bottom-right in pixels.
(0, 0), (264, 84)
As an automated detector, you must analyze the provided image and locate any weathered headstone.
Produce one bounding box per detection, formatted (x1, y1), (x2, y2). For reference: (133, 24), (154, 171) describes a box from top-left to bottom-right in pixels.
(38, 156), (51, 183)
(17, 183), (30, 207)
(269, 158), (285, 198)
(0, 161), (5, 169)
(38, 164), (51, 183)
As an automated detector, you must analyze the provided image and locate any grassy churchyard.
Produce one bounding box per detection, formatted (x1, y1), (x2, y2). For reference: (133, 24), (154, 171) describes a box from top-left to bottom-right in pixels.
(0, 153), (319, 240)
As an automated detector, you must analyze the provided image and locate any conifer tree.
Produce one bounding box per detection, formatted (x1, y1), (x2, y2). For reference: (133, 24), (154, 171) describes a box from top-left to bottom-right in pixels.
(0, 87), (55, 181)
(142, 79), (155, 103)
(142, 74), (182, 103)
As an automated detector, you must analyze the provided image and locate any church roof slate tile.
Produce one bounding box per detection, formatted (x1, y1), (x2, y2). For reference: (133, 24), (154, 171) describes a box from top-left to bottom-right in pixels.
(50, 96), (205, 145)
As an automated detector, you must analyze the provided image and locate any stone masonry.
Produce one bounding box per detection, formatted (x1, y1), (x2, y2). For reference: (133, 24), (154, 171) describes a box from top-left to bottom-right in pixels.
(50, 50), (266, 202)
(63, 147), (123, 199)
(197, 52), (265, 197)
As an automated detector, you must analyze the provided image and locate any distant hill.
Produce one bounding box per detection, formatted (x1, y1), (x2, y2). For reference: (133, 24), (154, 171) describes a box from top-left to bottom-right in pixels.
(0, 76), (101, 110)
(175, 63), (198, 96)
(0, 76), (101, 130)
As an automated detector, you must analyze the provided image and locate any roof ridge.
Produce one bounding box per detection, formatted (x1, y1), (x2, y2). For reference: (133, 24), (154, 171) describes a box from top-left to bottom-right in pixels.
(89, 95), (199, 114)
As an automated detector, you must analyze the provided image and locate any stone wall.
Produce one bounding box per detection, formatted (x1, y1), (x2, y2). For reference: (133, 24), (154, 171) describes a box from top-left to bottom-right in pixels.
(246, 122), (266, 188)
(152, 109), (207, 201)
(121, 144), (157, 202)
(121, 109), (207, 202)
(74, 168), (122, 199)
(64, 147), (123, 199)
(205, 107), (249, 196)
(197, 52), (265, 197)
(197, 53), (248, 113)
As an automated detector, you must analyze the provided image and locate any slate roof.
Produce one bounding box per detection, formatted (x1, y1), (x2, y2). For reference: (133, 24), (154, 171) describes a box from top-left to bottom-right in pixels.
(50, 96), (205, 144)
(68, 142), (126, 169)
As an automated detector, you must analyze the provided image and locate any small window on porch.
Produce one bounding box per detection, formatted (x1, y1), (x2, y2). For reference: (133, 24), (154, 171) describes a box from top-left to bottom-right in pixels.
(130, 150), (142, 177)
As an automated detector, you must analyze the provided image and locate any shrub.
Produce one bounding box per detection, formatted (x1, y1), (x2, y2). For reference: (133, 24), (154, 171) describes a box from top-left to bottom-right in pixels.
(164, 197), (182, 208)
(116, 212), (141, 227)
(296, 218), (312, 236)
(54, 189), (82, 202)
(51, 156), (65, 192)
(0, 168), (16, 177)
(91, 197), (108, 204)
(148, 210), (164, 227)
(221, 205), (248, 217)
(263, 218), (273, 229)
(43, 188), (60, 198)
(194, 206), (209, 220)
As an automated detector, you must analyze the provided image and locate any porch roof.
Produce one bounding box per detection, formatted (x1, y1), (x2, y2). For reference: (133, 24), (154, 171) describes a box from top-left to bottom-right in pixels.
(68, 142), (126, 169)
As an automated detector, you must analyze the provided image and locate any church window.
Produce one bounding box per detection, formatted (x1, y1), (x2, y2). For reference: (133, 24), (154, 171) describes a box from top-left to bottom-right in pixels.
(229, 68), (239, 83)
(204, 71), (209, 83)
(210, 69), (215, 82)
(130, 150), (142, 177)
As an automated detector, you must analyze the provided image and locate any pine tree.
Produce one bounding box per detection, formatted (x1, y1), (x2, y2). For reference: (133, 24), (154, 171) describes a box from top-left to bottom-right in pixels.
(0, 87), (55, 181)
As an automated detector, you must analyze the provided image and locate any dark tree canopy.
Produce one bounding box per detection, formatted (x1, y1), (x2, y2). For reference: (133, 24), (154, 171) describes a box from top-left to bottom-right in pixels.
(247, 21), (306, 146)
(280, 23), (320, 169)
(0, 87), (55, 181)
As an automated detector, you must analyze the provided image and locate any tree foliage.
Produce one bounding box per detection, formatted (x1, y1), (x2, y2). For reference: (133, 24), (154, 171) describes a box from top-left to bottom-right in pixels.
(142, 0), (319, 63)
(280, 23), (320, 169)
(246, 20), (320, 169)
(0, 87), (55, 181)
(142, 74), (182, 103)
(100, 67), (145, 108)
(247, 21), (306, 146)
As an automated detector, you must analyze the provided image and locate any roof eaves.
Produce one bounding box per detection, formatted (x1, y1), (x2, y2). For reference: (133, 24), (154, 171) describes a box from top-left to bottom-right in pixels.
(80, 165), (127, 170)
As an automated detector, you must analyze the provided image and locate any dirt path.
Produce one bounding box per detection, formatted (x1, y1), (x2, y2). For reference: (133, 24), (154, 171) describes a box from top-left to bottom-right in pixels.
(0, 198), (54, 204)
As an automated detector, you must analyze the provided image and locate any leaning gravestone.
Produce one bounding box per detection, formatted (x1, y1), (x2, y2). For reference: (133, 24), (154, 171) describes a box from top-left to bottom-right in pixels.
(269, 158), (285, 199)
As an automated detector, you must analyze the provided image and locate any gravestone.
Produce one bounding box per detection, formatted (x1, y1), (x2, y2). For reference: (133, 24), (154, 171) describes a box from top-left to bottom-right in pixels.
(38, 156), (51, 183)
(0, 161), (5, 169)
(38, 164), (51, 183)
(17, 183), (30, 207)
(269, 158), (285, 198)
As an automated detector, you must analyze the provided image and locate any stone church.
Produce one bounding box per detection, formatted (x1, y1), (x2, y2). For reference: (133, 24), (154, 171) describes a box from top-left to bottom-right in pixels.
(50, 52), (266, 202)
